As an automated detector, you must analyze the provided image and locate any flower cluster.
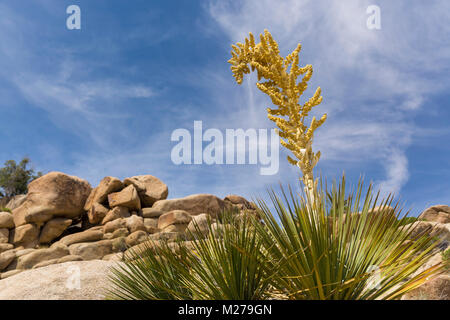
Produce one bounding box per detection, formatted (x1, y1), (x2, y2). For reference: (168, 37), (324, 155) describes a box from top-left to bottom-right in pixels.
(228, 29), (326, 190)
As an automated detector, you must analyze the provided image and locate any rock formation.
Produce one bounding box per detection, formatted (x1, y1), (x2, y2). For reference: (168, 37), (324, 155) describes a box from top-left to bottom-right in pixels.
(0, 171), (448, 300)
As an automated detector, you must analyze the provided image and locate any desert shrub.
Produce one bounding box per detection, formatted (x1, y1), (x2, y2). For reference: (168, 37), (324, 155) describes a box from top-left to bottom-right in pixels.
(107, 176), (443, 300)
(107, 211), (275, 300)
(254, 176), (443, 300)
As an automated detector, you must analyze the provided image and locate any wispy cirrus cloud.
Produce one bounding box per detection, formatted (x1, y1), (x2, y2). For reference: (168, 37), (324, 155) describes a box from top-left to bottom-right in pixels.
(204, 0), (450, 195)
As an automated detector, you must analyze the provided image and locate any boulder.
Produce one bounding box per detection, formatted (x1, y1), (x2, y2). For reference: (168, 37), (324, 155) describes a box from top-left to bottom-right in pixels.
(6, 195), (27, 211)
(224, 195), (254, 210)
(10, 224), (40, 248)
(103, 218), (127, 234)
(0, 260), (118, 300)
(125, 215), (146, 233)
(162, 224), (188, 233)
(57, 255), (83, 263)
(186, 214), (211, 239)
(84, 176), (124, 211)
(125, 231), (148, 247)
(15, 248), (36, 258)
(123, 175), (168, 207)
(0, 243), (14, 254)
(419, 205), (450, 224)
(108, 185), (141, 211)
(87, 203), (109, 225)
(69, 240), (113, 260)
(152, 194), (228, 218)
(0, 269), (23, 280)
(110, 228), (130, 239)
(402, 221), (450, 242)
(111, 237), (128, 252)
(402, 275), (450, 300)
(102, 206), (130, 225)
(32, 258), (60, 269)
(59, 229), (104, 246)
(12, 172), (91, 227)
(144, 218), (158, 229)
(16, 245), (70, 270)
(145, 225), (159, 234)
(0, 212), (15, 229)
(158, 210), (192, 230)
(147, 232), (182, 242)
(103, 252), (123, 262)
(141, 208), (164, 218)
(39, 218), (72, 244)
(0, 228), (8, 243)
(0, 250), (16, 271)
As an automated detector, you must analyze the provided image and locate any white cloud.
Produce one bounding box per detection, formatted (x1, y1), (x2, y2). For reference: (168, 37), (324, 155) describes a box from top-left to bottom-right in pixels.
(205, 0), (450, 195)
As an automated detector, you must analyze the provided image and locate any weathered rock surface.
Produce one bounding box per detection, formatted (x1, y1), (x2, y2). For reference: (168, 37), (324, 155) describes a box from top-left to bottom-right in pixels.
(39, 218), (72, 244)
(125, 230), (148, 247)
(6, 195), (27, 211)
(84, 176), (124, 211)
(0, 212), (15, 229)
(402, 275), (450, 300)
(0, 243), (14, 254)
(419, 205), (450, 224)
(102, 206), (130, 224)
(12, 172), (91, 227)
(152, 194), (228, 218)
(107, 185), (141, 211)
(158, 210), (192, 230)
(125, 215), (146, 233)
(141, 208), (164, 218)
(0, 250), (16, 271)
(123, 175), (168, 207)
(87, 203), (109, 225)
(16, 245), (70, 270)
(0, 228), (8, 243)
(59, 229), (104, 246)
(0, 261), (118, 300)
(69, 240), (113, 260)
(162, 224), (188, 233)
(103, 218), (127, 234)
(186, 214), (211, 239)
(224, 195), (255, 210)
(10, 224), (40, 248)
(402, 221), (450, 242)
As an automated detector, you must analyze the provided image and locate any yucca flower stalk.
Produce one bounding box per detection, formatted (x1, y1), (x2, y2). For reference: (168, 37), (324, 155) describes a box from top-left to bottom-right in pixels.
(228, 29), (326, 201)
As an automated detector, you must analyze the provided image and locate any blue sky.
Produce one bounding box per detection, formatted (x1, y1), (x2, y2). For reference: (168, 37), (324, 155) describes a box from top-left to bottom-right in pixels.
(0, 0), (449, 216)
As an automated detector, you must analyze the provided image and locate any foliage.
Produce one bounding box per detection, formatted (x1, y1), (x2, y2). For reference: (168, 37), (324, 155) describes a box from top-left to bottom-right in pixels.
(397, 216), (419, 226)
(107, 212), (275, 300)
(0, 207), (11, 213)
(107, 176), (443, 300)
(228, 30), (326, 194)
(0, 157), (42, 198)
(442, 248), (450, 271)
(253, 176), (443, 300)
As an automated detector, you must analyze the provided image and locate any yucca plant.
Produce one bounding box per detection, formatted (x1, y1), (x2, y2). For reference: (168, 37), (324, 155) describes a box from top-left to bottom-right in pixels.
(107, 211), (276, 300)
(106, 240), (193, 300)
(255, 175), (444, 300)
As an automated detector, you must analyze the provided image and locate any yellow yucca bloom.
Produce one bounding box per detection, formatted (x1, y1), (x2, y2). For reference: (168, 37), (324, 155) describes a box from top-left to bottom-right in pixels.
(228, 30), (326, 195)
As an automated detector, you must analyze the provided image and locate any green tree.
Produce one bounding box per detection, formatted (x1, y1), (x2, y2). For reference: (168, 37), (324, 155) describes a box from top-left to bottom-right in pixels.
(0, 157), (42, 198)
